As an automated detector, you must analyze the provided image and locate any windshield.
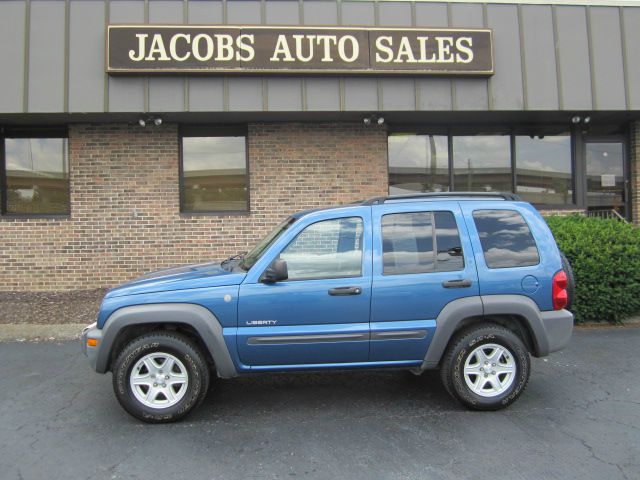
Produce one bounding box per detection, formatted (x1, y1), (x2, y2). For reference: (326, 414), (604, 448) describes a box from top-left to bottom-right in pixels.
(240, 217), (297, 270)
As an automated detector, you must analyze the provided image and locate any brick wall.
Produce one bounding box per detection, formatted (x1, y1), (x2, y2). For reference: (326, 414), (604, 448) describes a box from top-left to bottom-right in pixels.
(0, 122), (388, 291)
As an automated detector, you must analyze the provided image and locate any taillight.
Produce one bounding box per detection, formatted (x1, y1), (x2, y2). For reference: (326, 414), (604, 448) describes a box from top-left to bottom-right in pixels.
(552, 270), (568, 310)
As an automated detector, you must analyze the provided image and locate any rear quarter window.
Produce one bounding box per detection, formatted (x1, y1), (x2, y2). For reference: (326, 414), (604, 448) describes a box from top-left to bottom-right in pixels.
(472, 209), (540, 269)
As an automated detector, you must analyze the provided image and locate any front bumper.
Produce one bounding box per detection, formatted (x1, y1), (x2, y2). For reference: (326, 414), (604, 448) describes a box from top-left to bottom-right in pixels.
(81, 322), (103, 372)
(540, 309), (574, 354)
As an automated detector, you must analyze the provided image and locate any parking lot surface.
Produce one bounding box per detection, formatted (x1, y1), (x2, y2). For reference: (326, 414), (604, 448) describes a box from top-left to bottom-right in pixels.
(0, 327), (638, 480)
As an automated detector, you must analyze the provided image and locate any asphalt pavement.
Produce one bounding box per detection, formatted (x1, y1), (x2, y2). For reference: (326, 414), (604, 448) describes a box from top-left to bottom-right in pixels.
(0, 328), (638, 480)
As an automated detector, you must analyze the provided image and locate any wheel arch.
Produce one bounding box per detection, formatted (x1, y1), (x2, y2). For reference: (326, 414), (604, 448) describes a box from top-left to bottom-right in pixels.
(421, 295), (550, 370)
(96, 303), (238, 378)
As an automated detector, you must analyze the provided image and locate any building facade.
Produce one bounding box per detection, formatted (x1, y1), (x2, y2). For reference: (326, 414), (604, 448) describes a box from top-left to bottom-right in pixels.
(0, 0), (639, 291)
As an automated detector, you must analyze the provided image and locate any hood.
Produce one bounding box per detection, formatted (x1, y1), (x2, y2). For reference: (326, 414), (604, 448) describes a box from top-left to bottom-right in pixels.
(105, 261), (246, 298)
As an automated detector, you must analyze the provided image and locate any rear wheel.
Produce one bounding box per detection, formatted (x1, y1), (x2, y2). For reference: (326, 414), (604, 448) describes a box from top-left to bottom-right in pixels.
(440, 324), (530, 410)
(112, 332), (210, 423)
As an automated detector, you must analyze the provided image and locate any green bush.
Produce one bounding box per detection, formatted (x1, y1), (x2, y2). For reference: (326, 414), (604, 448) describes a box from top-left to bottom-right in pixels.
(545, 215), (640, 323)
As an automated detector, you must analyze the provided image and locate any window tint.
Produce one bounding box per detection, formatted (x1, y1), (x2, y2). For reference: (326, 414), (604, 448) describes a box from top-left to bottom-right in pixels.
(434, 211), (464, 272)
(382, 211), (464, 275)
(280, 217), (363, 280)
(181, 134), (248, 212)
(473, 210), (540, 269)
(4, 137), (69, 215)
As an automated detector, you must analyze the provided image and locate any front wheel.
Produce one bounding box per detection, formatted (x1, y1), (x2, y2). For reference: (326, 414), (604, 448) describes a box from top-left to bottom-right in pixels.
(112, 332), (210, 423)
(440, 324), (530, 411)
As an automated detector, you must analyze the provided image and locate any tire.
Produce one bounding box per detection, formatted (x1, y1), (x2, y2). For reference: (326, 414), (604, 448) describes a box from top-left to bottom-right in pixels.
(560, 251), (575, 309)
(440, 323), (530, 411)
(112, 331), (210, 423)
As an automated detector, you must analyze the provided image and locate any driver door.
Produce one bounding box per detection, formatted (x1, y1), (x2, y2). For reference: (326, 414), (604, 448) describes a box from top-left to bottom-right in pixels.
(237, 210), (372, 369)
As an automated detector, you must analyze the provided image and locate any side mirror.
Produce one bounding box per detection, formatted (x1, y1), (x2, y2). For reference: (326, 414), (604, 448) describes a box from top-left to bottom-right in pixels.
(261, 258), (288, 283)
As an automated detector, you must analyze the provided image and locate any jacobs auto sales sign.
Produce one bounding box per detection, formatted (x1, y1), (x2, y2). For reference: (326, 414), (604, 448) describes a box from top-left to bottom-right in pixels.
(107, 26), (494, 76)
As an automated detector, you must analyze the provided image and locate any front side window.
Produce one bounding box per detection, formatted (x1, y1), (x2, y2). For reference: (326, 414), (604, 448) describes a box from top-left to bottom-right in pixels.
(180, 131), (248, 213)
(2, 135), (69, 215)
(279, 217), (364, 281)
(473, 209), (540, 269)
(382, 211), (464, 275)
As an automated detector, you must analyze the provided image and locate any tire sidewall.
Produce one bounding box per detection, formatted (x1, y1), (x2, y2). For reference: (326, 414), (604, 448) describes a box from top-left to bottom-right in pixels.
(450, 330), (529, 410)
(114, 335), (204, 422)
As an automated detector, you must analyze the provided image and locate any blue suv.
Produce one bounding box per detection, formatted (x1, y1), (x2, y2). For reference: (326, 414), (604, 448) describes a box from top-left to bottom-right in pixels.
(82, 193), (574, 422)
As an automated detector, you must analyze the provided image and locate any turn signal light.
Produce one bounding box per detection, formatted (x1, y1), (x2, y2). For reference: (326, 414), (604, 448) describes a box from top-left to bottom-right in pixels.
(87, 338), (99, 347)
(552, 270), (568, 310)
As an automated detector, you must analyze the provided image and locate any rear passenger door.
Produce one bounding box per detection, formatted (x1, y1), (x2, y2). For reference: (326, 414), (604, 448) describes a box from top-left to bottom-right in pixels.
(370, 202), (479, 362)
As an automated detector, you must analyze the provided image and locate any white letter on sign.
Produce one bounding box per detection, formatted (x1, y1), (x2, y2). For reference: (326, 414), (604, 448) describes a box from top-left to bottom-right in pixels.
(129, 34), (148, 62)
(270, 35), (295, 62)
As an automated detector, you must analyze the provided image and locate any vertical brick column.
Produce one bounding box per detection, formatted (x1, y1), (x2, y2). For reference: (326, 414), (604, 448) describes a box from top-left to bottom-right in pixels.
(631, 121), (640, 225)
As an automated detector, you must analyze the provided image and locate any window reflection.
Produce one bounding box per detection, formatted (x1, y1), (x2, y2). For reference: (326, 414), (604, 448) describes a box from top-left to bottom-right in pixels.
(388, 135), (449, 194)
(280, 217), (364, 280)
(452, 135), (511, 192)
(516, 135), (573, 205)
(382, 212), (435, 275)
(473, 210), (540, 269)
(5, 137), (69, 214)
(181, 136), (247, 212)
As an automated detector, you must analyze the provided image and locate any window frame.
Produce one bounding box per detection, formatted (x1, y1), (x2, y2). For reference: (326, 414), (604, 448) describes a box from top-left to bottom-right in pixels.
(275, 216), (365, 282)
(387, 125), (579, 210)
(178, 125), (250, 216)
(1, 126), (71, 218)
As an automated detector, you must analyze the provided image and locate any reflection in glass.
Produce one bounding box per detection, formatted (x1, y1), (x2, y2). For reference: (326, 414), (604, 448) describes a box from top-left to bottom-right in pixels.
(516, 135), (573, 205)
(382, 212), (435, 275)
(182, 136), (247, 212)
(453, 135), (511, 192)
(434, 211), (464, 272)
(585, 142), (625, 217)
(388, 135), (449, 194)
(5, 138), (69, 214)
(280, 217), (363, 280)
(473, 210), (540, 269)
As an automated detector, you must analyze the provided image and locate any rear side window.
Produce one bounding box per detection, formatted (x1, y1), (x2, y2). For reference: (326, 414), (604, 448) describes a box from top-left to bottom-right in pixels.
(382, 211), (464, 275)
(472, 210), (540, 269)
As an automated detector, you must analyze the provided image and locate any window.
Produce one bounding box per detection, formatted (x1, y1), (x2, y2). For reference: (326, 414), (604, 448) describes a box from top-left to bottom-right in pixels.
(388, 134), (449, 194)
(382, 211), (464, 275)
(472, 210), (539, 269)
(387, 130), (577, 208)
(453, 135), (511, 192)
(516, 135), (573, 206)
(279, 217), (364, 280)
(1, 132), (69, 215)
(180, 128), (248, 213)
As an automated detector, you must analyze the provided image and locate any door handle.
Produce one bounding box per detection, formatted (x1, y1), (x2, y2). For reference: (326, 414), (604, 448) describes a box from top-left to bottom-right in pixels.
(442, 279), (472, 288)
(328, 286), (362, 296)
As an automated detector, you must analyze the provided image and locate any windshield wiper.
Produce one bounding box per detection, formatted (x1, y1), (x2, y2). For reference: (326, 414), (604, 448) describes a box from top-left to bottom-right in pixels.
(221, 252), (247, 270)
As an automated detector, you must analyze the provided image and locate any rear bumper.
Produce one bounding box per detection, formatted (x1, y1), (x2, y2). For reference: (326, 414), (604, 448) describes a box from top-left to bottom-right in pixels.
(540, 309), (574, 355)
(81, 322), (103, 372)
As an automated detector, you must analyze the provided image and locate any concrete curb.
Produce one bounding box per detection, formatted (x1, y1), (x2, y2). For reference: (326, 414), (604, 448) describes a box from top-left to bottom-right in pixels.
(0, 324), (87, 342)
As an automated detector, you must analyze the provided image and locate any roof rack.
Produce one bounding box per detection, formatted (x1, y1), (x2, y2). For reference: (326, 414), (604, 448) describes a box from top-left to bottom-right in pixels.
(360, 192), (521, 206)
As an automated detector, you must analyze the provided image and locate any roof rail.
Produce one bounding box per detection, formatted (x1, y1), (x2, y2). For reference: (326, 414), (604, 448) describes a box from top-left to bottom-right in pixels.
(360, 192), (521, 205)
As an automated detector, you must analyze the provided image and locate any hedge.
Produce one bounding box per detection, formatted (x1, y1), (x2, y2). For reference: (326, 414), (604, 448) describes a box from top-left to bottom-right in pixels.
(545, 215), (640, 323)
